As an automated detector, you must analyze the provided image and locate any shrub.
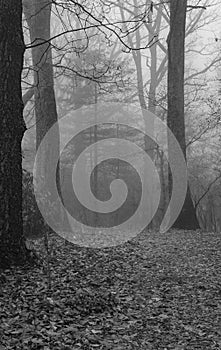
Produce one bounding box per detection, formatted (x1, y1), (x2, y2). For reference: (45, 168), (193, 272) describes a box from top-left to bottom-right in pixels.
(22, 169), (47, 239)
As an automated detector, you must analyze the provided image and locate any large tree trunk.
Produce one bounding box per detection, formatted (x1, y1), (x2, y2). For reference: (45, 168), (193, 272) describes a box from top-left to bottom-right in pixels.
(167, 0), (199, 230)
(0, 0), (30, 267)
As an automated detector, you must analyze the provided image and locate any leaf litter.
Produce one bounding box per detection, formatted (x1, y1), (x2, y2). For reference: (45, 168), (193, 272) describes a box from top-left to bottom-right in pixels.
(0, 229), (221, 349)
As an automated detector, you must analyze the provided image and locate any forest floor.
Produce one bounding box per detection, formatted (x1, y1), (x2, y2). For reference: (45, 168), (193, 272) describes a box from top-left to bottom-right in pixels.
(0, 229), (221, 350)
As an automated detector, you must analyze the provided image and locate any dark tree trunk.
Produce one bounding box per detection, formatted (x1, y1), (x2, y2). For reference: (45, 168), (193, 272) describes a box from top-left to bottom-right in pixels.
(167, 0), (199, 230)
(0, 0), (30, 267)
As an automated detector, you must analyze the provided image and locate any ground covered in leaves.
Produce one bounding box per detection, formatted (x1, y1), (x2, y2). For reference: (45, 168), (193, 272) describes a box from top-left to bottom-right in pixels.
(0, 229), (221, 350)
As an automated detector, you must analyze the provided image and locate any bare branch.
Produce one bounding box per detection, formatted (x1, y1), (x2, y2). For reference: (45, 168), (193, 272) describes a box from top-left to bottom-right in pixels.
(195, 172), (221, 208)
(22, 87), (35, 107)
(187, 5), (207, 10)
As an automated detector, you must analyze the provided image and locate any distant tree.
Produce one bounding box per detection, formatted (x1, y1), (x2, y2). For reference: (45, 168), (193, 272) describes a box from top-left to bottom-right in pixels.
(23, 0), (71, 235)
(23, 0), (58, 150)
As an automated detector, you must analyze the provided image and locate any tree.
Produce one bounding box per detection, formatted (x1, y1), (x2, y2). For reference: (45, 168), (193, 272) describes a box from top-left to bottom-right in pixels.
(23, 0), (58, 150)
(167, 0), (199, 229)
(23, 0), (75, 236)
(0, 0), (30, 267)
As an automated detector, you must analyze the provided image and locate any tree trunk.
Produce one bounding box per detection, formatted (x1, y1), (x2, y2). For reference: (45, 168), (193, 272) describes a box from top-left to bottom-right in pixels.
(24, 0), (67, 233)
(23, 0), (58, 149)
(0, 0), (30, 267)
(167, 0), (199, 230)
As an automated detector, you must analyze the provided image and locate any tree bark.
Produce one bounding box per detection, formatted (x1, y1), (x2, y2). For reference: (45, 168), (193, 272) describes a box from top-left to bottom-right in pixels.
(167, 0), (199, 230)
(0, 0), (30, 267)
